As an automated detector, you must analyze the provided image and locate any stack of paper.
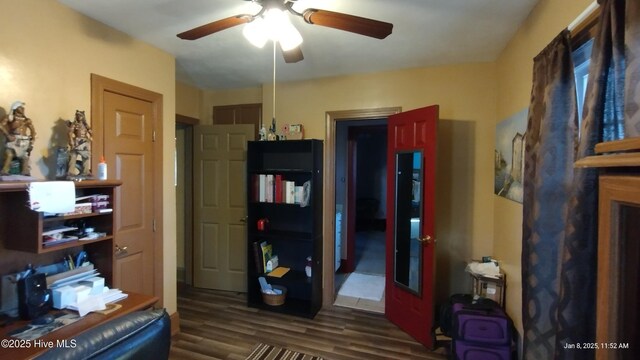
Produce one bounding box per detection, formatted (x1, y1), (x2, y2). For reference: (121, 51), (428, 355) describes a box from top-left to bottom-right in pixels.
(47, 265), (97, 288)
(66, 288), (128, 316)
(28, 181), (75, 213)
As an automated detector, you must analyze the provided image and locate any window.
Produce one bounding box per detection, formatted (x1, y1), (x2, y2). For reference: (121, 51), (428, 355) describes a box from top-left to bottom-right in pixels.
(573, 38), (594, 121)
(570, 6), (599, 131)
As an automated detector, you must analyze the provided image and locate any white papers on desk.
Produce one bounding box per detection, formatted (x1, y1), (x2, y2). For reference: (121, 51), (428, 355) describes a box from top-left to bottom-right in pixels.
(48, 267), (98, 289)
(28, 181), (75, 213)
(466, 261), (501, 279)
(67, 288), (128, 316)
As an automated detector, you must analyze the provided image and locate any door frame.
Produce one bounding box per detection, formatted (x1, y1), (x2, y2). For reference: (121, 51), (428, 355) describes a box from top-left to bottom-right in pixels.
(323, 107), (401, 307)
(176, 114), (199, 285)
(91, 73), (164, 306)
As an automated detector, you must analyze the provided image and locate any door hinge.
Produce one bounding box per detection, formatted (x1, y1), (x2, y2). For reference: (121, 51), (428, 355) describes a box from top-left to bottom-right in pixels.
(153, 218), (156, 232)
(152, 130), (156, 142)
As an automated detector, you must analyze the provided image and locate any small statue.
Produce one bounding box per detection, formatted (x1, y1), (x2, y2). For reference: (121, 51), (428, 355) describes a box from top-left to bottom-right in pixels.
(266, 117), (277, 141)
(258, 125), (267, 141)
(0, 101), (36, 176)
(55, 147), (69, 179)
(66, 110), (93, 178)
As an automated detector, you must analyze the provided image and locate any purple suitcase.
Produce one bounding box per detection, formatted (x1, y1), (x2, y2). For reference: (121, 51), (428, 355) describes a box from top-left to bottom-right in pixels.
(451, 301), (513, 360)
(452, 302), (511, 345)
(454, 340), (511, 360)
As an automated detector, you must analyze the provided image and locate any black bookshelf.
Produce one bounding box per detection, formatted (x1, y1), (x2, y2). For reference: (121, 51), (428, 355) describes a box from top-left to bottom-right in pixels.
(246, 139), (323, 318)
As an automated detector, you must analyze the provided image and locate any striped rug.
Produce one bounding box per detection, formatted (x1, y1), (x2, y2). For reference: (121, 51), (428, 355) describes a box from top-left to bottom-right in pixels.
(246, 343), (324, 360)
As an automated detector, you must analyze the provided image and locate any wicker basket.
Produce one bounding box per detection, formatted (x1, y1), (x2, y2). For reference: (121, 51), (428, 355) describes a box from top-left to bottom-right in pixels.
(262, 285), (287, 306)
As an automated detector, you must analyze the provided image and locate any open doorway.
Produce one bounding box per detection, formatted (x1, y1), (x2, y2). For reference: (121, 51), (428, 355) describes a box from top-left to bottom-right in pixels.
(175, 115), (198, 287)
(333, 119), (388, 313)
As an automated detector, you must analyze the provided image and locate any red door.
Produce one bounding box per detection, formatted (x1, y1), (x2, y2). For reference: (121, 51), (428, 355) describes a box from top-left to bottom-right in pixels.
(385, 105), (438, 348)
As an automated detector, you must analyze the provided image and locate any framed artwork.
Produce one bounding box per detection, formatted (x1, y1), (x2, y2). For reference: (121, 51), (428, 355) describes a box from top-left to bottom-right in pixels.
(281, 123), (303, 140)
(494, 108), (528, 204)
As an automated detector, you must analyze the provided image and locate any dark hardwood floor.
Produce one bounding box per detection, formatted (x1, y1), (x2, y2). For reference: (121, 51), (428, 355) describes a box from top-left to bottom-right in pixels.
(170, 285), (448, 360)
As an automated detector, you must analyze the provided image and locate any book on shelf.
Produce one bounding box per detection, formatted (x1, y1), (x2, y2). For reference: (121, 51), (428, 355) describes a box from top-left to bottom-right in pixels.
(274, 174), (283, 203)
(252, 241), (263, 273)
(251, 174), (258, 202)
(43, 236), (79, 247)
(294, 186), (303, 204)
(253, 174), (308, 205)
(42, 226), (78, 236)
(258, 174), (266, 202)
(284, 181), (295, 204)
(265, 174), (274, 203)
(260, 241), (273, 273)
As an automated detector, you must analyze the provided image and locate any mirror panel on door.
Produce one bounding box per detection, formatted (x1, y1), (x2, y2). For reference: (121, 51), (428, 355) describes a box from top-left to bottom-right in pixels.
(394, 150), (423, 295)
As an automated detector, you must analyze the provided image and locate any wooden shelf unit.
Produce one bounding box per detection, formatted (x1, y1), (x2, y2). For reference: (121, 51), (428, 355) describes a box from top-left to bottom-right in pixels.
(0, 180), (162, 360)
(0, 180), (121, 286)
(0, 291), (157, 360)
(574, 137), (640, 360)
(246, 140), (323, 318)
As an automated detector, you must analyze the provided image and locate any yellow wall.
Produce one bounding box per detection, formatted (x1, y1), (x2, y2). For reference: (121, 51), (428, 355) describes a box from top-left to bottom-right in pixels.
(176, 81), (202, 120)
(173, 0), (597, 339)
(198, 63), (498, 301)
(1, 0), (177, 314)
(494, 0), (595, 335)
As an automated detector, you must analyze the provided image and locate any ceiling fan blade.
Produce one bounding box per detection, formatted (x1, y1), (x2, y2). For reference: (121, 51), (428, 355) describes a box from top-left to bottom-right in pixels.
(281, 45), (304, 63)
(302, 9), (393, 39)
(177, 15), (252, 40)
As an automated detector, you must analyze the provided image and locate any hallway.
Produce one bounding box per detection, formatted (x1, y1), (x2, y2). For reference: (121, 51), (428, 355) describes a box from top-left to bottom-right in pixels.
(334, 231), (386, 313)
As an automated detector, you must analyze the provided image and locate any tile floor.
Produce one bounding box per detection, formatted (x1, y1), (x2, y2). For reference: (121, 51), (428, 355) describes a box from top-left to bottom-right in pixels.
(334, 286), (385, 313)
(334, 230), (386, 313)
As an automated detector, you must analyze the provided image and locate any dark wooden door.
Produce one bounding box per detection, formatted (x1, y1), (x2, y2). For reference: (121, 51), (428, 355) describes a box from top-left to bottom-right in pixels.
(213, 103), (261, 139)
(385, 105), (438, 348)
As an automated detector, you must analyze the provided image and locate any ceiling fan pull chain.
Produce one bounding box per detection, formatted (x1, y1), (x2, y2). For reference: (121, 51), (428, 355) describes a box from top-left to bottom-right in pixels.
(272, 40), (277, 131)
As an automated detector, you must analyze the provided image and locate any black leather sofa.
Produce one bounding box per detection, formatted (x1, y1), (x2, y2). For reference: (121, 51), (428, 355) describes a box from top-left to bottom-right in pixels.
(35, 309), (170, 360)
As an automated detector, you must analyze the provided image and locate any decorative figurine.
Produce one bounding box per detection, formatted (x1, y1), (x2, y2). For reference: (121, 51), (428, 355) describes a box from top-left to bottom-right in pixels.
(55, 147), (69, 180)
(66, 110), (93, 178)
(266, 117), (277, 141)
(0, 101), (36, 176)
(258, 125), (267, 141)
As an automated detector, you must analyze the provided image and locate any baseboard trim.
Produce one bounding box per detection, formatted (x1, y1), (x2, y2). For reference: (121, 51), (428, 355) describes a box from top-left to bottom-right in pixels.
(170, 311), (180, 336)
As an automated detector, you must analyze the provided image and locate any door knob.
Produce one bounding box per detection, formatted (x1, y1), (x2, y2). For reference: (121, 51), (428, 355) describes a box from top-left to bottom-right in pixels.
(417, 235), (436, 245)
(115, 244), (128, 254)
(239, 216), (248, 223)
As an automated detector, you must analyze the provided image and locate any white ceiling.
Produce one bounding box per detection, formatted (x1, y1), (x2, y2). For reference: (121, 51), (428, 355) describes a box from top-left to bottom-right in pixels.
(57, 0), (539, 90)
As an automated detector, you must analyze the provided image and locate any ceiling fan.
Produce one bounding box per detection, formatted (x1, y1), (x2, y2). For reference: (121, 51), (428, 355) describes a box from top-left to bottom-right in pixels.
(177, 0), (393, 63)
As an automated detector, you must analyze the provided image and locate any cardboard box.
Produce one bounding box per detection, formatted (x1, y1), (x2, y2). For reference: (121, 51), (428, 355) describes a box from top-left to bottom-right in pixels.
(64, 203), (93, 215)
(470, 272), (506, 307)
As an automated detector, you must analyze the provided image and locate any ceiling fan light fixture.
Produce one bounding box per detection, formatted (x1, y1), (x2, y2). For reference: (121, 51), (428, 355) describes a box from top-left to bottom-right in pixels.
(277, 22), (303, 51)
(243, 17), (268, 48)
(239, 7), (301, 51)
(263, 8), (288, 39)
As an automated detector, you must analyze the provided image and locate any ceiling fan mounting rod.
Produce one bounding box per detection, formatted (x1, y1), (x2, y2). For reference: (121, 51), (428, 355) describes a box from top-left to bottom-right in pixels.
(247, 0), (302, 17)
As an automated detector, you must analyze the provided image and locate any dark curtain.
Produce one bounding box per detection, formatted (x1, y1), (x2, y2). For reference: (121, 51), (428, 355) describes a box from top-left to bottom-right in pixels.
(626, 0), (640, 135)
(553, 0), (626, 357)
(579, 0), (626, 148)
(522, 30), (578, 360)
(522, 0), (628, 359)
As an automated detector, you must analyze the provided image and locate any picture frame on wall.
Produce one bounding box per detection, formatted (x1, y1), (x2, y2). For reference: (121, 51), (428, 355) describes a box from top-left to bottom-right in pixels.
(494, 108), (528, 204)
